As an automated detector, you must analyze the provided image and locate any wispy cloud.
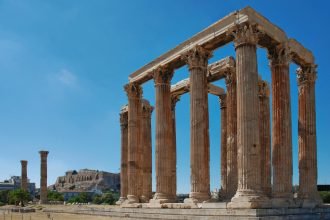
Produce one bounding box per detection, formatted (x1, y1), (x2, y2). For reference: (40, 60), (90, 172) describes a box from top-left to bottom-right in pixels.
(56, 69), (78, 88)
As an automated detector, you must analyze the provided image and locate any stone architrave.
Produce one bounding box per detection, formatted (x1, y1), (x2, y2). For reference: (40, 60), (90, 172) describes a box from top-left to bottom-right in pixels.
(150, 65), (176, 203)
(258, 80), (271, 197)
(20, 160), (28, 191)
(116, 106), (128, 205)
(140, 100), (153, 202)
(171, 95), (180, 201)
(124, 83), (142, 203)
(268, 44), (293, 207)
(39, 151), (49, 204)
(219, 94), (228, 199)
(225, 70), (237, 200)
(296, 65), (322, 208)
(183, 45), (212, 203)
(228, 24), (270, 208)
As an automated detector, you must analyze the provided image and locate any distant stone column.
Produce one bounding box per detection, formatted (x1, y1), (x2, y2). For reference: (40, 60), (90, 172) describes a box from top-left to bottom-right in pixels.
(170, 95), (180, 201)
(39, 151), (49, 204)
(124, 83), (142, 203)
(268, 44), (293, 207)
(296, 65), (322, 208)
(20, 160), (28, 191)
(150, 65), (175, 203)
(140, 100), (153, 202)
(225, 70), (237, 200)
(116, 105), (128, 205)
(228, 24), (269, 208)
(219, 94), (227, 199)
(258, 80), (271, 197)
(184, 45), (212, 203)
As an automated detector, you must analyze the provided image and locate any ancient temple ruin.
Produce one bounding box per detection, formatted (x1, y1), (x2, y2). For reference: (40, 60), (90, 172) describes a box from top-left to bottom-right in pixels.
(117, 6), (322, 209)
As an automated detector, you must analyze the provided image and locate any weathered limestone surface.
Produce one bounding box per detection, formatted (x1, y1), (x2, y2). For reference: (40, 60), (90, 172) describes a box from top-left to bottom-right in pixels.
(117, 106), (128, 204)
(39, 151), (49, 204)
(296, 65), (322, 208)
(150, 65), (176, 203)
(268, 44), (293, 207)
(228, 24), (269, 208)
(140, 100), (153, 202)
(184, 46), (211, 203)
(20, 160), (28, 191)
(171, 95), (180, 202)
(258, 80), (271, 197)
(219, 94), (227, 199)
(124, 83), (142, 203)
(225, 67), (237, 200)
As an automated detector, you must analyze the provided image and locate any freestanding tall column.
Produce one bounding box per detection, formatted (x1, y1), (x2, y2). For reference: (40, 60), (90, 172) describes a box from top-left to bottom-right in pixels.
(171, 95), (180, 201)
(228, 24), (269, 208)
(39, 151), (49, 204)
(140, 100), (153, 202)
(225, 70), (238, 200)
(268, 44), (293, 207)
(20, 160), (28, 191)
(150, 65), (175, 203)
(124, 83), (142, 203)
(219, 94), (228, 199)
(116, 106), (129, 205)
(296, 65), (322, 208)
(258, 80), (271, 197)
(184, 45), (212, 203)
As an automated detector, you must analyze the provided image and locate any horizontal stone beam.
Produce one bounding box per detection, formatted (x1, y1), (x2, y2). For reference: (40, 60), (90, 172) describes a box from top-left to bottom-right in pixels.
(208, 56), (235, 82)
(128, 7), (313, 84)
(288, 38), (314, 66)
(171, 79), (225, 97)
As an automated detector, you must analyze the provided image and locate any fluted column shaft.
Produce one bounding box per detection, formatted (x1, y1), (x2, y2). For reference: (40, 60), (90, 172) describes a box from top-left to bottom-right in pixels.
(39, 151), (49, 204)
(219, 94), (228, 199)
(171, 95), (180, 201)
(297, 65), (322, 207)
(125, 83), (142, 203)
(117, 106), (128, 204)
(20, 160), (28, 191)
(228, 24), (269, 208)
(141, 100), (153, 202)
(225, 70), (237, 200)
(258, 80), (271, 197)
(184, 46), (212, 203)
(268, 44), (293, 206)
(151, 66), (175, 203)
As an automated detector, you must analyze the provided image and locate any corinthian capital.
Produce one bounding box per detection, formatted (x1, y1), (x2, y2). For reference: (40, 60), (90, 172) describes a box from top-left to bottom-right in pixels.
(296, 64), (317, 86)
(153, 65), (174, 85)
(124, 83), (143, 99)
(267, 43), (291, 66)
(120, 105), (128, 127)
(229, 24), (259, 48)
(141, 99), (154, 117)
(219, 94), (227, 109)
(258, 80), (270, 98)
(225, 70), (236, 86)
(182, 45), (212, 70)
(171, 94), (181, 111)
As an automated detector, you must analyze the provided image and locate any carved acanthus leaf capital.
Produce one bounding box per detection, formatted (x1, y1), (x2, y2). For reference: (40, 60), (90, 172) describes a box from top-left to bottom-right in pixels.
(171, 95), (181, 111)
(296, 64), (317, 86)
(153, 65), (174, 85)
(258, 80), (270, 98)
(141, 100), (154, 117)
(229, 24), (259, 48)
(120, 110), (128, 127)
(267, 43), (291, 66)
(225, 70), (236, 86)
(219, 94), (227, 109)
(124, 83), (143, 99)
(182, 45), (212, 70)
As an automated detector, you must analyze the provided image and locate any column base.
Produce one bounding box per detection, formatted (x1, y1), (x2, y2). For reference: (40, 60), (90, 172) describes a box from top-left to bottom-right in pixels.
(271, 193), (294, 208)
(227, 190), (271, 209)
(140, 195), (151, 203)
(298, 192), (323, 208)
(115, 197), (127, 205)
(184, 192), (211, 203)
(150, 193), (176, 204)
(126, 194), (139, 204)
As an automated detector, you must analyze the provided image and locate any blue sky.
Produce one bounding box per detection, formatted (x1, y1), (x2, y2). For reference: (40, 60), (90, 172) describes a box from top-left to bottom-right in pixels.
(0, 0), (329, 192)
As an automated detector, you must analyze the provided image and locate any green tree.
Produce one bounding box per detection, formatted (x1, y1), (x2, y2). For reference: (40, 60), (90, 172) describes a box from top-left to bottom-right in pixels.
(47, 190), (64, 202)
(92, 192), (115, 205)
(319, 191), (330, 203)
(8, 189), (30, 207)
(0, 190), (10, 206)
(67, 192), (91, 203)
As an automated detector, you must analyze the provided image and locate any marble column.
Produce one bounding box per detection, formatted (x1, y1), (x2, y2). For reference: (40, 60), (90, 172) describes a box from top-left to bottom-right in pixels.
(39, 151), (49, 204)
(140, 100), (153, 202)
(20, 160), (28, 191)
(219, 94), (228, 199)
(225, 70), (238, 200)
(150, 65), (175, 203)
(124, 83), (142, 203)
(170, 95), (180, 201)
(183, 45), (212, 203)
(258, 80), (272, 197)
(116, 105), (128, 205)
(296, 65), (322, 208)
(268, 44), (293, 207)
(228, 24), (269, 208)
